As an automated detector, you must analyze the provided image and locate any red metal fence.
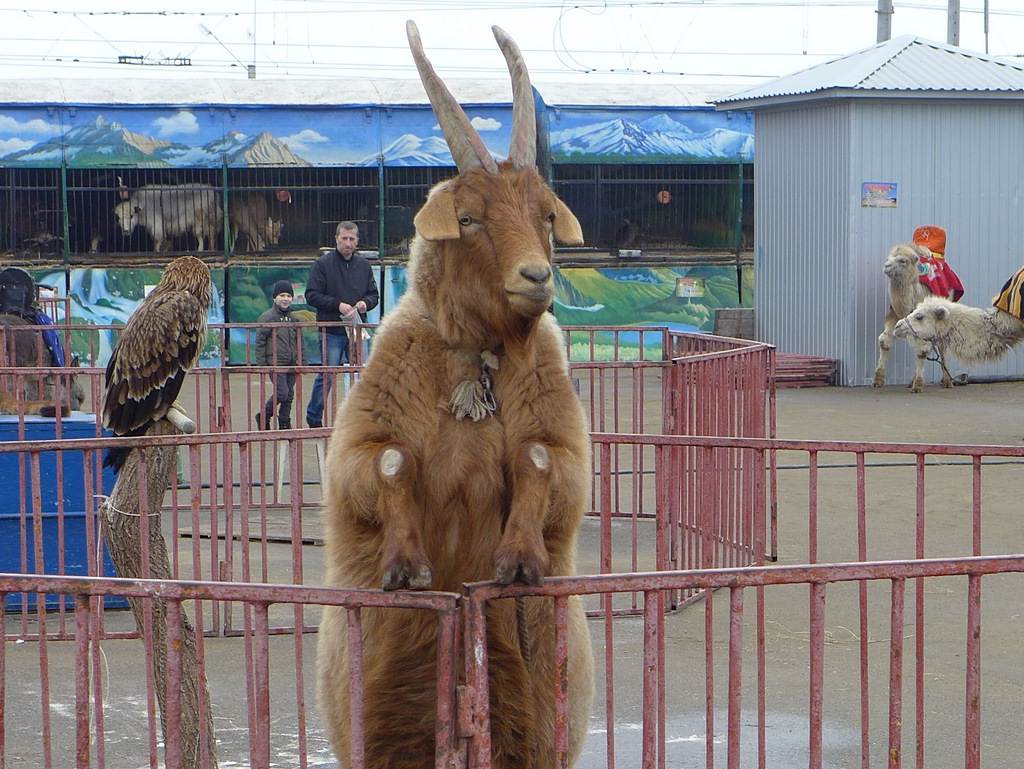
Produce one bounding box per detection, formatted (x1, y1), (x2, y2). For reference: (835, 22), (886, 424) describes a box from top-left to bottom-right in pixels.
(463, 555), (1019, 769)
(0, 322), (776, 436)
(3, 411), (1021, 636)
(0, 572), (459, 769)
(2, 553), (1019, 768)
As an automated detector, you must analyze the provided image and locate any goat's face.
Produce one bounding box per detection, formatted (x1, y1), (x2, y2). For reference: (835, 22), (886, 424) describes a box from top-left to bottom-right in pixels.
(406, 22), (584, 323)
(883, 244), (921, 279)
(416, 165), (582, 320)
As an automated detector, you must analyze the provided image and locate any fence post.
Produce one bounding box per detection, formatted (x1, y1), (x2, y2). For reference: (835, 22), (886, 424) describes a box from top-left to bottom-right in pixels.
(60, 161), (71, 278)
(222, 161), (230, 259)
(378, 156), (387, 319)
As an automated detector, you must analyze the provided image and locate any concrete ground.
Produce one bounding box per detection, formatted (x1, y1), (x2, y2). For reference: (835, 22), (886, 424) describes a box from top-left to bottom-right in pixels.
(6, 380), (1024, 767)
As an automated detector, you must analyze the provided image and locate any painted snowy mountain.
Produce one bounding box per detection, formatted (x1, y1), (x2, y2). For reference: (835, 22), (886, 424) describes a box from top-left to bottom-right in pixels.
(362, 134), (455, 167)
(1, 117), (310, 167)
(362, 133), (507, 167)
(161, 131), (310, 166)
(2, 116), (189, 165)
(550, 113), (753, 161)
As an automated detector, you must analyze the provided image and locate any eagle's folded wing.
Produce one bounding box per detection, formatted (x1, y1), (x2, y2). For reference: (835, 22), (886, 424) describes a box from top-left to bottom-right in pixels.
(102, 290), (206, 436)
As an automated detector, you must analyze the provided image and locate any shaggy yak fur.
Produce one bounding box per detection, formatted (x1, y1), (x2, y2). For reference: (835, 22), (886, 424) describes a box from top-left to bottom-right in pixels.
(316, 22), (595, 769)
(873, 243), (954, 391)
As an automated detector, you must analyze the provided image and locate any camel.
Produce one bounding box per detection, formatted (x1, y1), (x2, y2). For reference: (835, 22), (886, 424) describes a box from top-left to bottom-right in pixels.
(895, 294), (1024, 366)
(316, 22), (594, 769)
(873, 243), (954, 392)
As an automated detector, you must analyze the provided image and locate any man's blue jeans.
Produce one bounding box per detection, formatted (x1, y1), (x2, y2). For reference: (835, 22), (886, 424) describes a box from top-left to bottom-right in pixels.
(306, 331), (349, 427)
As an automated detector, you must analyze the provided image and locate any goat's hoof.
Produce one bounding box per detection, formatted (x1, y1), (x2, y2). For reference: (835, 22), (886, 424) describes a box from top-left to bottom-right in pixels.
(494, 547), (546, 586)
(942, 378), (953, 389)
(382, 556), (433, 591)
(909, 379), (923, 393)
(872, 373), (885, 388)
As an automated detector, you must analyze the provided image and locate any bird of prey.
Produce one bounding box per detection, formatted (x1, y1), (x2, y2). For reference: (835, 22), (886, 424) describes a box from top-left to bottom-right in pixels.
(102, 255), (212, 472)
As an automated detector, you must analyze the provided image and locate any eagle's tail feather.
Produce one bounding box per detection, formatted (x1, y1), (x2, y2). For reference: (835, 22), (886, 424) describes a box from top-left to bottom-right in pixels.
(102, 446), (131, 474)
(103, 424), (149, 475)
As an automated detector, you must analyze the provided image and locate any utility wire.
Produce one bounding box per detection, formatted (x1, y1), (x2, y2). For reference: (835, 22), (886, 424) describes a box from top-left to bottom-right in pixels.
(5, 2), (1024, 15)
(0, 36), (859, 55)
(2, 52), (780, 77)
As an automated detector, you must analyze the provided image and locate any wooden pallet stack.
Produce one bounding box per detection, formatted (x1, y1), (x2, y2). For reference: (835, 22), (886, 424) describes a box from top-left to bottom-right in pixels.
(773, 353), (838, 388)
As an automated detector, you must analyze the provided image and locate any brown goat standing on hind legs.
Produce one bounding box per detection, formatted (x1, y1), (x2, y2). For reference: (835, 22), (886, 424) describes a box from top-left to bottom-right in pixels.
(316, 21), (595, 769)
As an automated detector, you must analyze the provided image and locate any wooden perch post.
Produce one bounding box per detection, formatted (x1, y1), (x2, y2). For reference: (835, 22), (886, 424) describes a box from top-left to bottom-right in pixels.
(100, 419), (217, 769)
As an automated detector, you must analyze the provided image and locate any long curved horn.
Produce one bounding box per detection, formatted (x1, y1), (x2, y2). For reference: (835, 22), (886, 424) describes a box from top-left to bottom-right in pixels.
(492, 25), (536, 169)
(407, 21), (498, 174)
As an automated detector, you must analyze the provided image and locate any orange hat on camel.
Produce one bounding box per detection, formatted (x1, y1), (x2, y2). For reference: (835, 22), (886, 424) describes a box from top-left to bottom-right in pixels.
(912, 225), (946, 256)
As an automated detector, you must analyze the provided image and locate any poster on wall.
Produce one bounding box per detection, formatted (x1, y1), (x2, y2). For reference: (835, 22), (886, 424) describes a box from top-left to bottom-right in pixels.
(861, 182), (898, 208)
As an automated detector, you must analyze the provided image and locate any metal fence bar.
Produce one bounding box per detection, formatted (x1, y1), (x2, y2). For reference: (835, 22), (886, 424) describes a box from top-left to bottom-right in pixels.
(347, 607), (366, 769)
(856, 452), (870, 769)
(888, 578), (906, 769)
(642, 590), (659, 769)
(965, 574), (982, 769)
(554, 595), (571, 769)
(164, 599), (184, 769)
(73, 593), (90, 769)
(726, 586), (744, 769)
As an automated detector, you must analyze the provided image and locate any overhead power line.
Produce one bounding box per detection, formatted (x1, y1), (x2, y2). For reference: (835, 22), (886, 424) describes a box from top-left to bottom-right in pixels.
(0, 35), (859, 56)
(0, 51), (780, 78)
(5, 2), (1024, 16)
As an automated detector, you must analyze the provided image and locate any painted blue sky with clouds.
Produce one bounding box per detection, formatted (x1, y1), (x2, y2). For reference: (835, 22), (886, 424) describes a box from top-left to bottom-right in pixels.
(0, 103), (751, 166)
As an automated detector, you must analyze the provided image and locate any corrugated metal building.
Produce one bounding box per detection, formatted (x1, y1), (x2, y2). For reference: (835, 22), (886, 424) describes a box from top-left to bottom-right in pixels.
(716, 36), (1024, 386)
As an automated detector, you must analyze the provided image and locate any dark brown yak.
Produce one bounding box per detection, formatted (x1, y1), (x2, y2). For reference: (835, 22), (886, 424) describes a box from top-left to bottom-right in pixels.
(316, 21), (595, 769)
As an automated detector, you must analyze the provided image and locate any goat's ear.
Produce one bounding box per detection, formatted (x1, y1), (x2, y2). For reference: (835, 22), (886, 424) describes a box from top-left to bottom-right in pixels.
(552, 197), (583, 246)
(414, 186), (461, 241)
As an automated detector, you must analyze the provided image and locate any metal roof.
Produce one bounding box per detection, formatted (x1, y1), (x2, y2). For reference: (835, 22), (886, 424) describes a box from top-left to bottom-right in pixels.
(0, 77), (733, 109)
(716, 35), (1024, 109)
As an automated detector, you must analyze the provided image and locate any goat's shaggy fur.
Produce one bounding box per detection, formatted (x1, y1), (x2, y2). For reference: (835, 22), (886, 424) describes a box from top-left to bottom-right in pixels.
(895, 294), (1024, 364)
(316, 24), (594, 769)
(873, 243), (953, 391)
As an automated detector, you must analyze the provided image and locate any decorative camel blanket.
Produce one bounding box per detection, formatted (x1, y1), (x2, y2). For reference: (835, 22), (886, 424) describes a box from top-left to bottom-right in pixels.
(993, 266), (1024, 321)
(918, 253), (964, 302)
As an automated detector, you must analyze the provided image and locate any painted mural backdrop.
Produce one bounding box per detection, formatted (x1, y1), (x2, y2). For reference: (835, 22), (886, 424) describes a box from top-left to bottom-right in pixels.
(555, 264), (753, 360)
(21, 261), (751, 366)
(0, 106), (515, 168)
(32, 267), (225, 367)
(225, 260), (408, 364)
(0, 105), (752, 168)
(548, 108), (753, 164)
(224, 262), (752, 363)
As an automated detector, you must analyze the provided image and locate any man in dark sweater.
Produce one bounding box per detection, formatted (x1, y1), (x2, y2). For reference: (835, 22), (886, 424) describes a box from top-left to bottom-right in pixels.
(304, 221), (379, 428)
(254, 280), (301, 429)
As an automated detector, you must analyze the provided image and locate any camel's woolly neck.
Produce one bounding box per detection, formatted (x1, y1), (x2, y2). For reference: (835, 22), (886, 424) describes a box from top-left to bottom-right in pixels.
(888, 270), (926, 317)
(934, 304), (1024, 364)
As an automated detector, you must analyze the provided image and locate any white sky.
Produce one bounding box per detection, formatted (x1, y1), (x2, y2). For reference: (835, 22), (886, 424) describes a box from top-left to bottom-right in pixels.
(4, 1), (1023, 89)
